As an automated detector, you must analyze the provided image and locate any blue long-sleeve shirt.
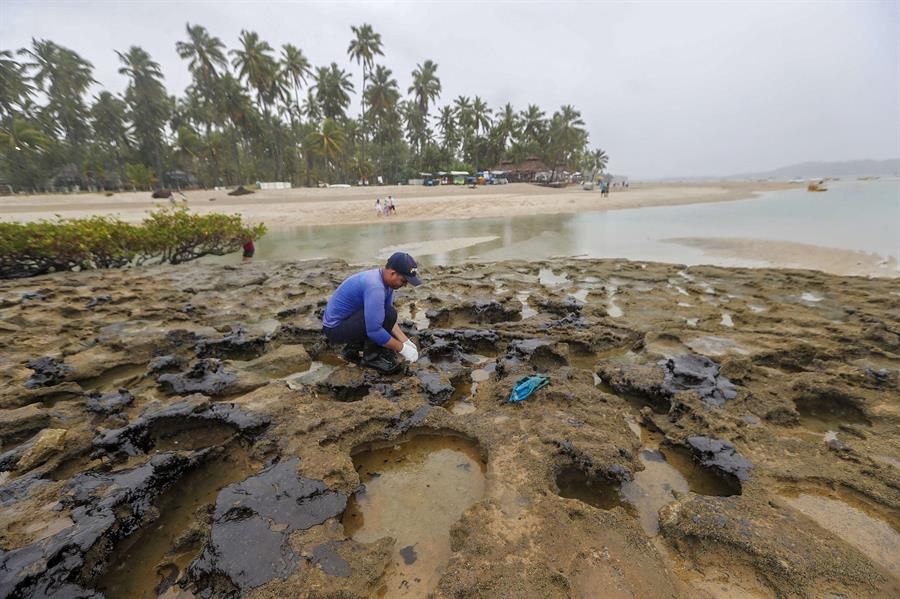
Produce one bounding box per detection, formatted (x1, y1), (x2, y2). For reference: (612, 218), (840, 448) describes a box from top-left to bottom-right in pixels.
(322, 268), (395, 345)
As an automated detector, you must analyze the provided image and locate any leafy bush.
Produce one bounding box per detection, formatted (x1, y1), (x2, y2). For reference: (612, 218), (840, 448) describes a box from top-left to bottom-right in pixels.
(0, 208), (266, 279)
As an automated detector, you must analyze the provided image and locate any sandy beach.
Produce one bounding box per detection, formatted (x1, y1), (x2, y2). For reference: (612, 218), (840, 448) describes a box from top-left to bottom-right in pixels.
(0, 181), (799, 228)
(6, 180), (897, 278)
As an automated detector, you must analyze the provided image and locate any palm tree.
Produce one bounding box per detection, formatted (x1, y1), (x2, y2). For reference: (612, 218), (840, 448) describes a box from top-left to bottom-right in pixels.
(469, 96), (493, 171)
(544, 105), (587, 181)
(0, 117), (51, 190)
(365, 65), (400, 172)
(175, 23), (227, 85)
(19, 39), (95, 168)
(347, 23), (383, 160)
(230, 30), (277, 111)
(90, 91), (130, 172)
(492, 103), (518, 150)
(117, 46), (169, 182)
(519, 104), (546, 145)
(408, 60), (441, 116)
(0, 50), (34, 119)
(436, 105), (457, 156)
(306, 117), (346, 183)
(281, 43), (312, 114)
(313, 63), (354, 121)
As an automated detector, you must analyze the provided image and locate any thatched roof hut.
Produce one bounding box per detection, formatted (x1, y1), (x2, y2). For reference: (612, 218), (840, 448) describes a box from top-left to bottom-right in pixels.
(493, 156), (551, 182)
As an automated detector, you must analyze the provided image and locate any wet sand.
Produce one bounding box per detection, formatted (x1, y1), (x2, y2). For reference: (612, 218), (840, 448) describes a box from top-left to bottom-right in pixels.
(0, 181), (799, 227)
(666, 237), (900, 278)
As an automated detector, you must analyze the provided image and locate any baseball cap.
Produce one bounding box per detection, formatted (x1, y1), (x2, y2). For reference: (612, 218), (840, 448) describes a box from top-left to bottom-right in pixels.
(385, 252), (422, 286)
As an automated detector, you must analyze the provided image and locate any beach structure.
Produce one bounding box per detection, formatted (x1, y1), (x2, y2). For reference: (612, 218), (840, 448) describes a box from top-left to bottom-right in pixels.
(491, 156), (559, 182)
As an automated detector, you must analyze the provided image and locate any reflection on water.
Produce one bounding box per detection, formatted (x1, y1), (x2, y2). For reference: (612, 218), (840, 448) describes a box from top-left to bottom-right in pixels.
(205, 181), (899, 271)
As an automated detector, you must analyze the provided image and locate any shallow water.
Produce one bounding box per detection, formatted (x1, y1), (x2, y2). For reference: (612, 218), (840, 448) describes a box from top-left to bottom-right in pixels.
(780, 493), (900, 574)
(210, 180), (899, 272)
(96, 445), (258, 598)
(342, 434), (487, 598)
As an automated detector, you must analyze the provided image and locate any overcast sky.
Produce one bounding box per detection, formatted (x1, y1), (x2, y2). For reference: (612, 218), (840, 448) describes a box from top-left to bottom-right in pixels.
(2, 0), (898, 178)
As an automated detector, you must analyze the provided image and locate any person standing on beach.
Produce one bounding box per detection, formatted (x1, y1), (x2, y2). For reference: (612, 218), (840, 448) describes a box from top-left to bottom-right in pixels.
(322, 252), (421, 374)
(242, 238), (255, 263)
(375, 197), (382, 216)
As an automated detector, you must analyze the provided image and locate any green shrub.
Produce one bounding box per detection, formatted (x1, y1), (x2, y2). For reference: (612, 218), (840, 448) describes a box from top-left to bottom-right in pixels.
(0, 208), (266, 278)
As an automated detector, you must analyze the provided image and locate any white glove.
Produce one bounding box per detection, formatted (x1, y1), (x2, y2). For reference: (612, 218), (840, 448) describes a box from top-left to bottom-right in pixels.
(399, 340), (419, 363)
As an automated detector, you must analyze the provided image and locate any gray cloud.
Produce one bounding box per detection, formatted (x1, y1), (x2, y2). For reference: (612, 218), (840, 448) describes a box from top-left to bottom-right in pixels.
(2, 0), (897, 178)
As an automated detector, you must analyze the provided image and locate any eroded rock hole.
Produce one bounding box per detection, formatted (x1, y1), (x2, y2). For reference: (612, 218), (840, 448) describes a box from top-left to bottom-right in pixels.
(92, 444), (258, 599)
(794, 394), (871, 433)
(342, 432), (487, 598)
(148, 418), (238, 453)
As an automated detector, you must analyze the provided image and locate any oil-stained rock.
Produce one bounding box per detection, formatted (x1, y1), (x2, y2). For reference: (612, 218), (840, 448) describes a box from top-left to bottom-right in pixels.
(93, 397), (269, 458)
(188, 457), (347, 596)
(0, 451), (207, 598)
(416, 371), (454, 405)
(686, 436), (752, 483)
(195, 326), (272, 360)
(419, 328), (499, 356)
(157, 359), (239, 396)
(85, 389), (134, 415)
(24, 356), (72, 389)
(659, 354), (738, 408)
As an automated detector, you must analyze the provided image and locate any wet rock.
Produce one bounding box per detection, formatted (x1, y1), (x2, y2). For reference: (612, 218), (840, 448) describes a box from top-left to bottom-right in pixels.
(862, 322), (899, 350)
(0, 451), (206, 598)
(93, 397), (269, 457)
(864, 367), (896, 387)
(547, 312), (588, 329)
(24, 356), (72, 389)
(20, 291), (48, 302)
(468, 299), (521, 323)
(244, 344), (310, 378)
(686, 436), (752, 482)
(399, 544), (418, 565)
(659, 494), (899, 597)
(276, 298), (327, 319)
(0, 404), (50, 442)
(555, 439), (633, 483)
(15, 428), (67, 472)
(310, 542), (353, 577)
(419, 328), (499, 356)
(660, 354), (737, 408)
(317, 368), (371, 402)
(539, 296), (585, 316)
(195, 326), (272, 360)
(85, 295), (112, 309)
(148, 355), (184, 373)
(384, 405), (432, 438)
(188, 457), (347, 596)
(417, 371), (454, 405)
(499, 339), (568, 374)
(157, 359), (240, 396)
(276, 317), (326, 347)
(85, 389), (135, 415)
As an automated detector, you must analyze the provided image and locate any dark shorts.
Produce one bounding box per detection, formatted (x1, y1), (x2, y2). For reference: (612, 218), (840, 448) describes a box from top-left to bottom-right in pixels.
(243, 248), (255, 258)
(323, 306), (398, 346)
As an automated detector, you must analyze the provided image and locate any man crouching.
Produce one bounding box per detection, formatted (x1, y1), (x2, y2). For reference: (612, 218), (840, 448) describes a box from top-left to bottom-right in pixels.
(322, 252), (421, 374)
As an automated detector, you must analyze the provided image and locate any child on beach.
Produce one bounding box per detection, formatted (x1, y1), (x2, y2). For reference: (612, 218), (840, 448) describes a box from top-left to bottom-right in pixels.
(375, 197), (382, 216)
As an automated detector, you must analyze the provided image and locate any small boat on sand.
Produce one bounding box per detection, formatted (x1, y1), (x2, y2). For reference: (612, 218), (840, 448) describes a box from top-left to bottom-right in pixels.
(807, 181), (827, 192)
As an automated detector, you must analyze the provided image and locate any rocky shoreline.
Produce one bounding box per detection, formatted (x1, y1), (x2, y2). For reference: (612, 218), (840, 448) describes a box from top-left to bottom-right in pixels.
(0, 258), (898, 598)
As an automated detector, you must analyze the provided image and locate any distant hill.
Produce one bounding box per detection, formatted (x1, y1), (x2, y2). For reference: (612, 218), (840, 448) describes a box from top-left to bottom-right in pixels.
(728, 159), (900, 180)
